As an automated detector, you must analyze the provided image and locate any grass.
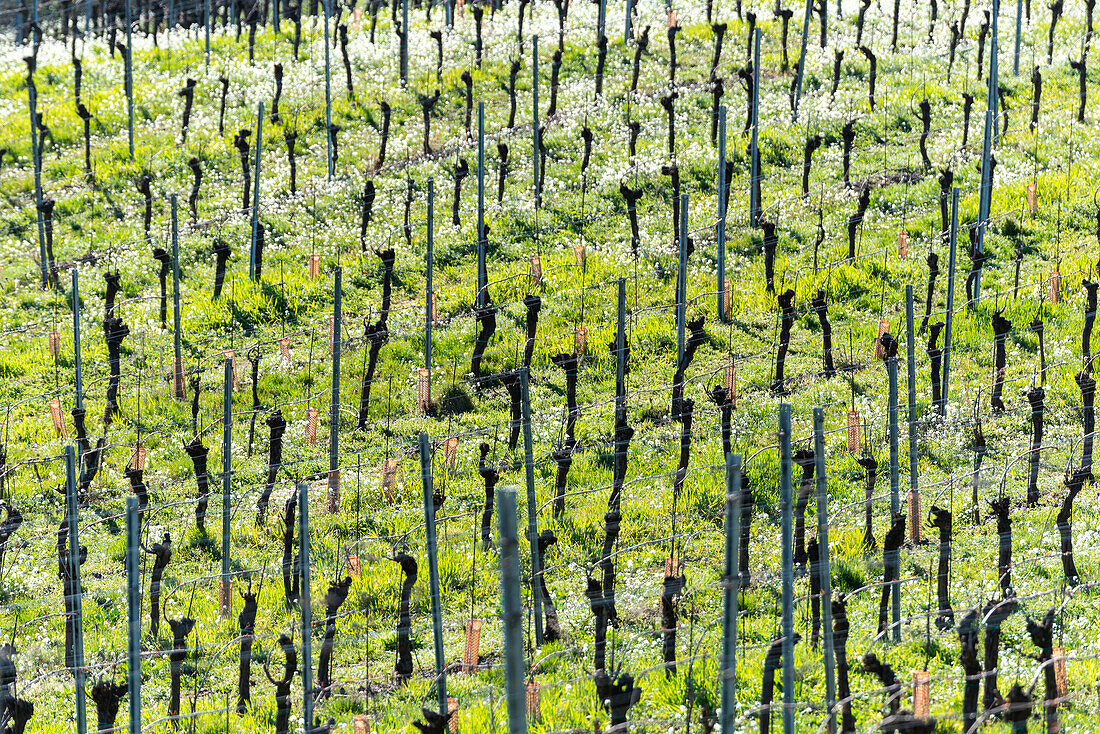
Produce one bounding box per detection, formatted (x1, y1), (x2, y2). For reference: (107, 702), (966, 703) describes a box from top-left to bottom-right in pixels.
(1, 0), (1100, 732)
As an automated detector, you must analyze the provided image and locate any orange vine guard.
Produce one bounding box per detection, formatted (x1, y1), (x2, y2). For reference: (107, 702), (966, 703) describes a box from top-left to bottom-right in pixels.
(418, 368), (431, 413)
(526, 681), (541, 722)
(462, 619), (482, 671)
(223, 349), (237, 391)
(132, 444), (146, 471)
(847, 409), (861, 453)
(874, 319), (890, 359)
(912, 671), (931, 718)
(48, 398), (65, 438)
(724, 362), (736, 406)
(908, 488), (922, 544)
(305, 408), (319, 445)
(381, 458), (399, 502)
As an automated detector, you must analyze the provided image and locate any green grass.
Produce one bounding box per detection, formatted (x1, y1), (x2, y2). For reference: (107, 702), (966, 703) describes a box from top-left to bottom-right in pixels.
(2, 0), (1100, 732)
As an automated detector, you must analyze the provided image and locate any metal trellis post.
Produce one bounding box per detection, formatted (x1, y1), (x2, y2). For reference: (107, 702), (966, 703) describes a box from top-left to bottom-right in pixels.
(420, 433), (448, 715)
(719, 452), (742, 734)
(498, 487), (528, 734)
(779, 403), (794, 734)
(171, 195), (184, 399)
(299, 482), (314, 728)
(941, 187), (960, 413)
(126, 495), (140, 734)
(250, 101), (264, 281)
(521, 367), (543, 645)
(65, 445), (87, 734)
(813, 409), (836, 734)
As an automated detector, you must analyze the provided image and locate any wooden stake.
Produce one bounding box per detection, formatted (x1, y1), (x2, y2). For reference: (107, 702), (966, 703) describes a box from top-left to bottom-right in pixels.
(530, 255), (542, 285)
(219, 579), (232, 617)
(174, 356), (186, 399)
(1053, 646), (1068, 698)
(1048, 268), (1061, 304)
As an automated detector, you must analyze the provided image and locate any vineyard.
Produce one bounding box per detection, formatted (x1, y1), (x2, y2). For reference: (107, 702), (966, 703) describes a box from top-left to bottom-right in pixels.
(0, 0), (1099, 731)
